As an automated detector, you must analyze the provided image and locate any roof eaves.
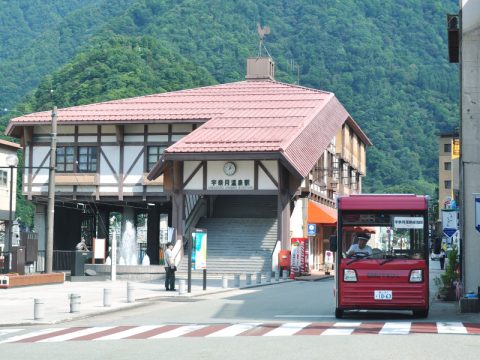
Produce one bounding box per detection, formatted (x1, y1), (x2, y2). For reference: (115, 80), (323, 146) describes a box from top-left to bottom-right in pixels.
(279, 151), (304, 180)
(345, 117), (373, 146)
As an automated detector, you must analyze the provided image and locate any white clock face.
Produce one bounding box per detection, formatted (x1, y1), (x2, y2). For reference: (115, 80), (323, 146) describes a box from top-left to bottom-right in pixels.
(223, 162), (236, 176)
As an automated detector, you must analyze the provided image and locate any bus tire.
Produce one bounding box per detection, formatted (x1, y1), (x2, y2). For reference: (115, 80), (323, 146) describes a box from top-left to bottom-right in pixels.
(413, 309), (429, 318)
(335, 308), (344, 319)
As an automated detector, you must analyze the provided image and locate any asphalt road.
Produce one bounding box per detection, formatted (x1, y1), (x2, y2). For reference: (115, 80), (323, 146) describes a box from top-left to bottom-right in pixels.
(1, 261), (479, 359)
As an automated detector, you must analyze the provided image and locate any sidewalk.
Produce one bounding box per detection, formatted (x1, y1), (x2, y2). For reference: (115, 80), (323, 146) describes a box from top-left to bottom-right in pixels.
(0, 276), (293, 326)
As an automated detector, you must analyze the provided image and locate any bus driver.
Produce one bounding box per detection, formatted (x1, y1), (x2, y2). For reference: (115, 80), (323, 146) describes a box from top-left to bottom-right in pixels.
(346, 233), (372, 257)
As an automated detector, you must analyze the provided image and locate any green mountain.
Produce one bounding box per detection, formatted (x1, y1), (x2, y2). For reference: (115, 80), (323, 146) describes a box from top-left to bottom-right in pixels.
(23, 35), (216, 112)
(0, 0), (460, 197)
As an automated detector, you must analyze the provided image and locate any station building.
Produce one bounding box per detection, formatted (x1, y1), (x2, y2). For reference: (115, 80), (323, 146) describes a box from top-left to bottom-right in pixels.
(6, 58), (371, 274)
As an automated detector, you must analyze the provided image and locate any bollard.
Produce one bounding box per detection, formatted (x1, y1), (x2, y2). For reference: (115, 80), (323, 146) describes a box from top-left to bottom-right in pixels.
(127, 282), (135, 303)
(275, 270), (280, 282)
(103, 288), (112, 307)
(245, 273), (252, 286)
(234, 274), (240, 287)
(222, 275), (229, 289)
(266, 271), (272, 283)
(70, 294), (81, 313)
(34, 298), (44, 320)
(179, 279), (186, 295)
(256, 272), (262, 284)
(282, 270), (288, 281)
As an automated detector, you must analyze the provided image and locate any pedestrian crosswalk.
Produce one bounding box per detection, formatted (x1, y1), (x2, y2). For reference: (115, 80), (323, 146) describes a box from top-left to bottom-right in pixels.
(1, 322), (479, 342)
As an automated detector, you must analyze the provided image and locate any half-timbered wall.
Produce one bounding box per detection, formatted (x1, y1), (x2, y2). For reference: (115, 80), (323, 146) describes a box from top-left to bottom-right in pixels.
(22, 123), (198, 200)
(182, 160), (279, 193)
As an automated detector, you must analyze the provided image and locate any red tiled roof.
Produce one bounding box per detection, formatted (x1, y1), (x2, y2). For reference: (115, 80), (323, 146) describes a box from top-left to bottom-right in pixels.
(6, 79), (371, 179)
(0, 139), (21, 150)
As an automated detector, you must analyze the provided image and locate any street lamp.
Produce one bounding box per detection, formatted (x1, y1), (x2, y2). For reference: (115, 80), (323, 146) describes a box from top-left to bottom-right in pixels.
(6, 153), (18, 252)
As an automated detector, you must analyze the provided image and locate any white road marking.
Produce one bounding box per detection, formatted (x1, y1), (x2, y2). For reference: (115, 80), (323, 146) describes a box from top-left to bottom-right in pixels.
(149, 325), (206, 338)
(334, 322), (361, 327)
(93, 325), (162, 340)
(39, 326), (115, 342)
(379, 322), (411, 335)
(0, 329), (23, 336)
(264, 322), (311, 337)
(437, 322), (468, 334)
(207, 323), (262, 337)
(0, 328), (66, 343)
(322, 328), (354, 335)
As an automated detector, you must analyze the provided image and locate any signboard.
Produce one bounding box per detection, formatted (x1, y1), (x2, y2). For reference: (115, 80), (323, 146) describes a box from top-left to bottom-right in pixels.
(442, 209), (458, 238)
(393, 216), (424, 229)
(476, 195), (480, 233)
(93, 238), (106, 260)
(307, 224), (316, 236)
(325, 250), (334, 265)
(191, 229), (207, 270)
(290, 238), (307, 274)
(207, 178), (254, 190)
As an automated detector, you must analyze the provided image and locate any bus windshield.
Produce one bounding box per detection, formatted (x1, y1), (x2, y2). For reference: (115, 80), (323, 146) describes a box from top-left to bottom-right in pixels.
(340, 212), (427, 260)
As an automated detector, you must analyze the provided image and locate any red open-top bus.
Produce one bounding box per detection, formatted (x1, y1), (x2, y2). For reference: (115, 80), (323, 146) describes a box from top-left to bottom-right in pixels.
(332, 194), (429, 318)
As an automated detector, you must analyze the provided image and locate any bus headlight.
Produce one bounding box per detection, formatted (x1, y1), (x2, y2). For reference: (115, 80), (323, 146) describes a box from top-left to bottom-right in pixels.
(409, 269), (423, 282)
(344, 269), (357, 282)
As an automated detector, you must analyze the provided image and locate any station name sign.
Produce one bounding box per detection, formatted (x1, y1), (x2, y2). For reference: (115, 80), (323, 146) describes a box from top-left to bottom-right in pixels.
(393, 216), (424, 229)
(207, 178), (254, 190)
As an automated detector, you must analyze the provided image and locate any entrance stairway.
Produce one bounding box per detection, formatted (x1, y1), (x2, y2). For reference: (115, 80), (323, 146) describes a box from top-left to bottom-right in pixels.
(177, 217), (278, 276)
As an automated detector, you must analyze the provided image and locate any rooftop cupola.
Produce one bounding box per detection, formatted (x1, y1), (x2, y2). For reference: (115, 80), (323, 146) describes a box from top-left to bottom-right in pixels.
(246, 57), (275, 80)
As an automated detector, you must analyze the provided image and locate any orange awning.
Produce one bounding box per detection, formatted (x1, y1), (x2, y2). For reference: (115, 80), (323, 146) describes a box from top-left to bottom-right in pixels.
(308, 201), (337, 226)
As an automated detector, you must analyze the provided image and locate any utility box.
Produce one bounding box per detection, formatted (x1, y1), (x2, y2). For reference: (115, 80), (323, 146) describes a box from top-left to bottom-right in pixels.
(21, 232), (38, 264)
(71, 251), (92, 276)
(10, 246), (26, 275)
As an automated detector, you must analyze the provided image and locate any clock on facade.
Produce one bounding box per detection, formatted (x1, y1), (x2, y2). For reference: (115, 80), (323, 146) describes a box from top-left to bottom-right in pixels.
(223, 161), (237, 176)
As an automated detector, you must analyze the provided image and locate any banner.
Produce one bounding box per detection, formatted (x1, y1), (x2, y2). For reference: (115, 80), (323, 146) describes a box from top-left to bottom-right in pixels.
(192, 229), (207, 270)
(291, 238), (307, 274)
(442, 209), (458, 238)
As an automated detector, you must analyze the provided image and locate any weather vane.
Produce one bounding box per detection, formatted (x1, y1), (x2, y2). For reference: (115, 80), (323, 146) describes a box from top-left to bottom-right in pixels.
(257, 23), (271, 57)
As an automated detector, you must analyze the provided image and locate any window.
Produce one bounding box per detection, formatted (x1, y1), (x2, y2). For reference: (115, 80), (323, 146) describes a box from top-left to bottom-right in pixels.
(444, 180), (452, 189)
(444, 162), (451, 171)
(56, 146), (75, 172)
(78, 146), (97, 173)
(444, 143), (451, 153)
(148, 146), (166, 171)
(0, 170), (7, 187)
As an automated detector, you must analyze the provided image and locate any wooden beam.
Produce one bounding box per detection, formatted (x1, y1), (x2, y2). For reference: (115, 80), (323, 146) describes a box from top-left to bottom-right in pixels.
(115, 125), (124, 144)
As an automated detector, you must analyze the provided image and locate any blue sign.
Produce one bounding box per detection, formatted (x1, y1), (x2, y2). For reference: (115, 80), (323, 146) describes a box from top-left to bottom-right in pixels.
(307, 224), (316, 236)
(443, 228), (457, 238)
(476, 195), (480, 233)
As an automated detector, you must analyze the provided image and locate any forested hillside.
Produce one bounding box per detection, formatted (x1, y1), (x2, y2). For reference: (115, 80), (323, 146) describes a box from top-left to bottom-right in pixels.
(21, 35), (216, 112)
(0, 0), (459, 197)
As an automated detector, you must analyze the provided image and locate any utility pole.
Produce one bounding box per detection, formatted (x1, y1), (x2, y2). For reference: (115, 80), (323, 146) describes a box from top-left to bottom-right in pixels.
(45, 106), (57, 273)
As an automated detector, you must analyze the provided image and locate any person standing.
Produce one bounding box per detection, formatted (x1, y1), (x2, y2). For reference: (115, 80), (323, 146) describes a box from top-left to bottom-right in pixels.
(164, 242), (176, 291)
(439, 249), (446, 270)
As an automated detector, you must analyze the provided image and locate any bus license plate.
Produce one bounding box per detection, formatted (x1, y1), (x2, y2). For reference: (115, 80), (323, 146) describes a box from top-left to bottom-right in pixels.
(374, 290), (393, 300)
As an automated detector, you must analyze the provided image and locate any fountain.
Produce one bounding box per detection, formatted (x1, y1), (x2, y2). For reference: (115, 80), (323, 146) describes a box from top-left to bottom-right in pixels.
(120, 221), (138, 265)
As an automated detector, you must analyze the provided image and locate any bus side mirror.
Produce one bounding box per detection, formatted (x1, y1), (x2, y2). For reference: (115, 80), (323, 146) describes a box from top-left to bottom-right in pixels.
(329, 234), (338, 252)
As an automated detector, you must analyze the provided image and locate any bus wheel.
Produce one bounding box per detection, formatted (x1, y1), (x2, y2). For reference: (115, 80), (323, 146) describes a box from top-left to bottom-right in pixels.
(335, 308), (344, 319)
(413, 309), (429, 318)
